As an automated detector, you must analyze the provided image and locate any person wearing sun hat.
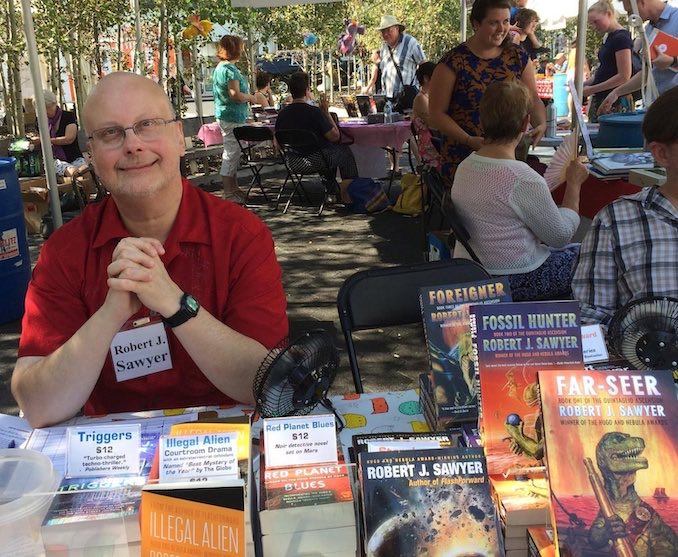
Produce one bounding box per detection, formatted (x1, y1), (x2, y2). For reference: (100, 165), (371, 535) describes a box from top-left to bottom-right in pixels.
(376, 14), (426, 100)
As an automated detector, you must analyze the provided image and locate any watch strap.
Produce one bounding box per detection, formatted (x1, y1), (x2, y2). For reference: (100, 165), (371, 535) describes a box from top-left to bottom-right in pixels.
(163, 293), (199, 328)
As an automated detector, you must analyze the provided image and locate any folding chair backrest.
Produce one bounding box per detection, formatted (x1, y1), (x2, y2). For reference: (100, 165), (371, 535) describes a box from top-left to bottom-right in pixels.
(337, 258), (490, 392)
(422, 168), (482, 265)
(274, 129), (320, 155)
(234, 125), (274, 144)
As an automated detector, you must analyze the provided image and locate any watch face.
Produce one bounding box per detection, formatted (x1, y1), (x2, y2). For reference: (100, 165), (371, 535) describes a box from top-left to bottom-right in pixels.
(186, 295), (200, 313)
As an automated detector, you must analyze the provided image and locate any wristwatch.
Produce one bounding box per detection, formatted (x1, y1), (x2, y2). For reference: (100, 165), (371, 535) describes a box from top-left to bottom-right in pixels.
(164, 293), (200, 328)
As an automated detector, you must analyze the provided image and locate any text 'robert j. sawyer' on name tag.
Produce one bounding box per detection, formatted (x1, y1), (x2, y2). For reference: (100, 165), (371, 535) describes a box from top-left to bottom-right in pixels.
(67, 424), (141, 478)
(111, 321), (172, 382)
(263, 414), (337, 468)
(159, 433), (239, 483)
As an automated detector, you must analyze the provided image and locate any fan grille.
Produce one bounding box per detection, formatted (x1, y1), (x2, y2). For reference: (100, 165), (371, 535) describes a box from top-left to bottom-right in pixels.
(253, 330), (339, 418)
(608, 297), (678, 370)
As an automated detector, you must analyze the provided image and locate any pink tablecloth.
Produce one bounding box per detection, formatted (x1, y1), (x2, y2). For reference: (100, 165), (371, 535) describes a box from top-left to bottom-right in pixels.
(197, 122), (223, 146)
(339, 120), (412, 150)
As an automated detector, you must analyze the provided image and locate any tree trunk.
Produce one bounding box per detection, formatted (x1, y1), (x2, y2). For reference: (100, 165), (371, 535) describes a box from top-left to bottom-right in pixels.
(7, 0), (24, 135)
(93, 15), (103, 79)
(117, 24), (122, 71)
(157, 1), (167, 88)
(1, 57), (15, 135)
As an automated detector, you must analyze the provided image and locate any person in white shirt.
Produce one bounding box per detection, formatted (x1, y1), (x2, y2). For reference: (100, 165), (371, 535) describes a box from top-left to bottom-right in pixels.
(450, 80), (589, 301)
(375, 15), (426, 100)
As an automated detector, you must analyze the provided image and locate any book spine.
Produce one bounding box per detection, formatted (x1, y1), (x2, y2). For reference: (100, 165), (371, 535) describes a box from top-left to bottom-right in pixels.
(469, 309), (481, 422)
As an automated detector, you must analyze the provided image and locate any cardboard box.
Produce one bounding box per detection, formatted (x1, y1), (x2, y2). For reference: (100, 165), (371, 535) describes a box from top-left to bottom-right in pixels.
(628, 168), (666, 188)
(427, 230), (451, 261)
(22, 189), (49, 235)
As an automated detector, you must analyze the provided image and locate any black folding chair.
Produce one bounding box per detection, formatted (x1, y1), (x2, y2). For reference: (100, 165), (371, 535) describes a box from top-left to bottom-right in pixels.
(420, 167), (482, 264)
(233, 125), (288, 205)
(337, 258), (490, 393)
(274, 129), (336, 216)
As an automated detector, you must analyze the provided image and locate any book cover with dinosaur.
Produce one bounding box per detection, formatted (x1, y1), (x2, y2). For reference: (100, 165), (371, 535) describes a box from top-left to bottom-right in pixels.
(470, 300), (583, 476)
(539, 369), (678, 556)
(419, 278), (511, 424)
(358, 446), (504, 556)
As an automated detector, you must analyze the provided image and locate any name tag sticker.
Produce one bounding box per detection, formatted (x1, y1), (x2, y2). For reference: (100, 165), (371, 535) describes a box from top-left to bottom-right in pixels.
(66, 423), (141, 478)
(159, 433), (239, 483)
(263, 414), (337, 468)
(111, 320), (172, 382)
(581, 324), (609, 364)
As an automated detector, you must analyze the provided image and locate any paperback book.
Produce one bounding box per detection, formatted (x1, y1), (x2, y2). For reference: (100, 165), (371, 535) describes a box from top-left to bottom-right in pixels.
(41, 427), (160, 553)
(470, 300), (583, 476)
(351, 429), (459, 464)
(539, 368), (678, 556)
(591, 151), (654, 175)
(527, 526), (556, 557)
(490, 476), (551, 528)
(259, 462), (355, 535)
(359, 447), (504, 556)
(419, 278), (511, 424)
(141, 478), (247, 557)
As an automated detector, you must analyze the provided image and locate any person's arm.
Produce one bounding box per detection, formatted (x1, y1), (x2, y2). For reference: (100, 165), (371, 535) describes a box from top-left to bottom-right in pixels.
(319, 94), (340, 143)
(11, 238), (161, 428)
(253, 90), (272, 108)
(50, 122), (78, 146)
(526, 30), (541, 49)
(509, 165), (584, 248)
(228, 79), (256, 105)
(361, 65), (379, 94)
(583, 49), (632, 97)
(429, 63), (484, 151)
(571, 214), (619, 326)
(412, 92), (430, 126)
(106, 237), (268, 406)
(598, 71), (642, 114)
(520, 61), (547, 147)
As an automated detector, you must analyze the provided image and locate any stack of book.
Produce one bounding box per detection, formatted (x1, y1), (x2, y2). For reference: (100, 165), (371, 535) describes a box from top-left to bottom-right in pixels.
(140, 416), (255, 556)
(527, 526), (556, 557)
(358, 444), (505, 556)
(418, 278), (512, 431)
(40, 426), (161, 555)
(539, 368), (678, 556)
(490, 476), (552, 556)
(589, 151), (654, 178)
(258, 458), (356, 557)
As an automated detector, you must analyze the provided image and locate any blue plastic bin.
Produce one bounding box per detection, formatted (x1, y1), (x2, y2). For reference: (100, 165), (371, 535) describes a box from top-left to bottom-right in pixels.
(0, 157), (32, 324)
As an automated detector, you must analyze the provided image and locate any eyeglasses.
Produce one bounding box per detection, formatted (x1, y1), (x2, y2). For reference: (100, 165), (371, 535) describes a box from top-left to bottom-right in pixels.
(88, 118), (178, 149)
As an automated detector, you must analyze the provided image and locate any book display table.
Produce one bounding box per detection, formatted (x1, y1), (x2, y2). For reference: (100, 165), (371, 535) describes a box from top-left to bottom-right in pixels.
(4, 391), (425, 556)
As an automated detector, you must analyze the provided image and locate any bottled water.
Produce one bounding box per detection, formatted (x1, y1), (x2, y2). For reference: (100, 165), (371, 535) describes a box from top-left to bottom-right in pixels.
(384, 100), (393, 124)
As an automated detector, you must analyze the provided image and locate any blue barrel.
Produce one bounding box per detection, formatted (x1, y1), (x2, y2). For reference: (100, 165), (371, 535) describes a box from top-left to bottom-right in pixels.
(596, 112), (645, 148)
(552, 73), (569, 118)
(0, 158), (32, 324)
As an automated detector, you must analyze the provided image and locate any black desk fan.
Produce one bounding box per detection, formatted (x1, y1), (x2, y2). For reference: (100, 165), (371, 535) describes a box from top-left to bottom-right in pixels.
(252, 329), (344, 429)
(607, 296), (678, 372)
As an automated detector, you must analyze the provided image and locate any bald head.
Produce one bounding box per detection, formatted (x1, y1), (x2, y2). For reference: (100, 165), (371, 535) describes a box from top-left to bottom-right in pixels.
(83, 72), (175, 135)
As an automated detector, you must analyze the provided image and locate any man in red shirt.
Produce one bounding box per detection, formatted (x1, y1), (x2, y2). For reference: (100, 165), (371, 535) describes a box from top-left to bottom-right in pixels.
(12, 72), (288, 427)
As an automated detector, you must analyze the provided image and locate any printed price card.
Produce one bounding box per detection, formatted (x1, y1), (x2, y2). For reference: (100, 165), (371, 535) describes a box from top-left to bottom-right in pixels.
(581, 324), (609, 364)
(66, 423), (141, 478)
(263, 414), (337, 468)
(158, 433), (239, 483)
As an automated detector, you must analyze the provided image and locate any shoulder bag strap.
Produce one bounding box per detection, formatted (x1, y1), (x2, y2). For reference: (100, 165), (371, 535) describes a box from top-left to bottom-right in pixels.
(387, 46), (406, 88)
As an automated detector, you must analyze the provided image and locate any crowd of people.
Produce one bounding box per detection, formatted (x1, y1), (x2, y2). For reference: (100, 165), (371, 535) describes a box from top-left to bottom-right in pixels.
(11, 0), (678, 425)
